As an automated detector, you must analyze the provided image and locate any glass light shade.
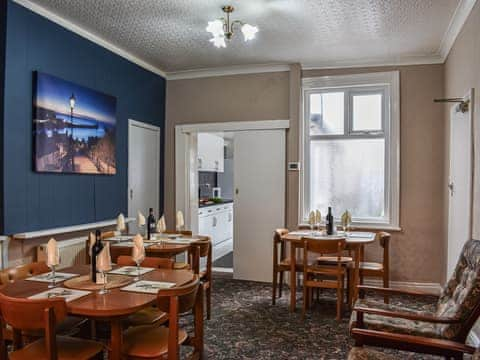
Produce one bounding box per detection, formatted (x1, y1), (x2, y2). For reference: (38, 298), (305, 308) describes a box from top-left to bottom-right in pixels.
(69, 94), (76, 109)
(210, 35), (226, 48)
(206, 19), (225, 37)
(241, 24), (258, 41)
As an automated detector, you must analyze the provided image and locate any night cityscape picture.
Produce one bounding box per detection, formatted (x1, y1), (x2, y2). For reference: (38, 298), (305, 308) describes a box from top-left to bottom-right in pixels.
(33, 72), (117, 174)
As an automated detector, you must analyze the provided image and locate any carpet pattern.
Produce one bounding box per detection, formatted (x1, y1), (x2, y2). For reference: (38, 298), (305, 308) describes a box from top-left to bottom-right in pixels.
(184, 277), (447, 359)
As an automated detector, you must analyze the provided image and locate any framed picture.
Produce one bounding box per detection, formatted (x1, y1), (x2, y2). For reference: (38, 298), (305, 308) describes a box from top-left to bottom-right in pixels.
(33, 72), (117, 175)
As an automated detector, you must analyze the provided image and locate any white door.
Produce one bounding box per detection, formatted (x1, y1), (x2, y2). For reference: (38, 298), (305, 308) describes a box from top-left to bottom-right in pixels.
(233, 130), (286, 282)
(447, 94), (473, 278)
(128, 120), (160, 231)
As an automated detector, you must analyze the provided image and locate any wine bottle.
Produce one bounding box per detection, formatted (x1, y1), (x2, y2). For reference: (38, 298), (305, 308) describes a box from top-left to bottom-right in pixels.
(326, 207), (334, 235)
(91, 230), (104, 283)
(147, 208), (156, 240)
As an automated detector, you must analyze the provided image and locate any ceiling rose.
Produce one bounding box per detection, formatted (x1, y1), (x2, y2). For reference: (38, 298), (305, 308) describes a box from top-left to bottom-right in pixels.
(206, 5), (259, 48)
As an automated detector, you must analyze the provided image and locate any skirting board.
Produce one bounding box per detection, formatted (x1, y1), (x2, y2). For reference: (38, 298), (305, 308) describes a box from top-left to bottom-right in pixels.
(362, 278), (442, 295)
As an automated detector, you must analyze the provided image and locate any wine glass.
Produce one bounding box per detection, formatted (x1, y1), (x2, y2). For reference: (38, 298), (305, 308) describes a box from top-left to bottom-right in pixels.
(98, 272), (109, 295)
(48, 264), (57, 289)
(134, 256), (144, 281)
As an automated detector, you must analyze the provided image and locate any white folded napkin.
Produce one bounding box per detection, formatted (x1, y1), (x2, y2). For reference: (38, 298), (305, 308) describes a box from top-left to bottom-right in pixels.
(97, 243), (112, 272)
(88, 232), (95, 257)
(137, 211), (146, 227)
(117, 213), (126, 232)
(176, 210), (184, 231)
(46, 238), (60, 267)
(157, 215), (166, 233)
(315, 210), (322, 224)
(308, 211), (316, 226)
(132, 234), (145, 264)
(341, 210), (352, 228)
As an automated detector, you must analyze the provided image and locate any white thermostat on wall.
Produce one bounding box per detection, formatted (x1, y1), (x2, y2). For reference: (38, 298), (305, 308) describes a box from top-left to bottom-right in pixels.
(288, 162), (301, 171)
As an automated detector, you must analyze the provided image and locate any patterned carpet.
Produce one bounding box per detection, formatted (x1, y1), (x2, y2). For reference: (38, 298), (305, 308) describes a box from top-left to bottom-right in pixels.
(187, 276), (445, 360)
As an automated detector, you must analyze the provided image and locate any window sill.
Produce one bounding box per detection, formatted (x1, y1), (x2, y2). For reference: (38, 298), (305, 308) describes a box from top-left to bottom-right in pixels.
(298, 223), (402, 232)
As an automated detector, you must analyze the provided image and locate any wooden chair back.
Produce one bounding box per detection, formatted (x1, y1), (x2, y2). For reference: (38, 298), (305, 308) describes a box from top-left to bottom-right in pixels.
(377, 232), (390, 268)
(101, 230), (116, 240)
(164, 230), (193, 236)
(190, 239), (212, 274)
(273, 229), (289, 265)
(303, 237), (347, 256)
(155, 276), (202, 360)
(6, 261), (50, 282)
(116, 255), (174, 269)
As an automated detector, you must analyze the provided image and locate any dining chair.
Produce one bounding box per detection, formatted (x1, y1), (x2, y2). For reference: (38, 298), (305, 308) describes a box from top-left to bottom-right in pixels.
(163, 230), (193, 270)
(190, 238), (212, 320)
(272, 228), (303, 305)
(348, 232), (390, 304)
(100, 230), (116, 240)
(0, 293), (103, 360)
(350, 238), (480, 359)
(116, 256), (173, 328)
(348, 346), (478, 359)
(121, 276), (203, 360)
(302, 236), (348, 321)
(116, 255), (174, 269)
(0, 262), (88, 346)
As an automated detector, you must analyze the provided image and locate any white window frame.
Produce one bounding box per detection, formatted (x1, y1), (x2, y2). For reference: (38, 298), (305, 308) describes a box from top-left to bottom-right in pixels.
(300, 71), (400, 230)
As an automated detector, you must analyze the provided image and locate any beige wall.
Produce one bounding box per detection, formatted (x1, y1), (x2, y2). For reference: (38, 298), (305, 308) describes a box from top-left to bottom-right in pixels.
(165, 64), (447, 284)
(444, 1), (480, 241)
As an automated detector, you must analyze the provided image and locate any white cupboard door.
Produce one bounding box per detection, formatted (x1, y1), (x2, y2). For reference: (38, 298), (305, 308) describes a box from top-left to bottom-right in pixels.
(233, 130), (286, 282)
(447, 93), (473, 279)
(197, 133), (224, 172)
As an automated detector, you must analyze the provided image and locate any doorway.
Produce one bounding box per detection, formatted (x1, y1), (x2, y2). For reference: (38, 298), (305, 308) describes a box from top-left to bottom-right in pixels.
(447, 90), (474, 278)
(128, 119), (161, 232)
(175, 121), (289, 282)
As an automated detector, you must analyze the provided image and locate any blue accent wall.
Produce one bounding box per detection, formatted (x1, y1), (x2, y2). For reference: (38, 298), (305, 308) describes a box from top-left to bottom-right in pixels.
(0, 0), (6, 234)
(2, 1), (166, 234)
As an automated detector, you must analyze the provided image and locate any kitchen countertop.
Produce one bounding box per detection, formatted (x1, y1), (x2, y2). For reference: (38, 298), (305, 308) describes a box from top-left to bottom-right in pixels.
(199, 199), (234, 208)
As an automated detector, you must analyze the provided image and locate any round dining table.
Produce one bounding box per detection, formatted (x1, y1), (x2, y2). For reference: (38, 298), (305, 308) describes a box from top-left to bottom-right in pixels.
(0, 264), (195, 360)
(281, 230), (376, 312)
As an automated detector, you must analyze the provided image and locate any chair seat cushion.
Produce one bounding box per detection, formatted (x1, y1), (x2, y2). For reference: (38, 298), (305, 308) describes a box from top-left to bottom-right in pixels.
(173, 262), (189, 270)
(124, 306), (168, 327)
(350, 299), (440, 339)
(122, 325), (188, 358)
(348, 347), (397, 360)
(9, 335), (103, 360)
(317, 256), (353, 264)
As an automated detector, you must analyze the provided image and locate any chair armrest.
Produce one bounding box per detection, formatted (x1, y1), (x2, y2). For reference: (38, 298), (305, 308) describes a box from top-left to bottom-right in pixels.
(351, 328), (475, 354)
(357, 285), (437, 298)
(353, 305), (460, 324)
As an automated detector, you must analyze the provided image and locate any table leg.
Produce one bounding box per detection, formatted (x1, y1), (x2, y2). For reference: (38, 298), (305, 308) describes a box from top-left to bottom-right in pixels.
(290, 242), (296, 312)
(109, 319), (122, 360)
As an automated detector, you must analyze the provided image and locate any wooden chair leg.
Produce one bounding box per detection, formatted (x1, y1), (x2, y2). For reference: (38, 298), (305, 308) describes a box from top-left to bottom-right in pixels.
(336, 276), (344, 321)
(346, 269), (351, 307)
(272, 269), (277, 305)
(206, 285), (211, 320)
(383, 271), (389, 304)
(279, 271), (284, 299)
(302, 282), (307, 320)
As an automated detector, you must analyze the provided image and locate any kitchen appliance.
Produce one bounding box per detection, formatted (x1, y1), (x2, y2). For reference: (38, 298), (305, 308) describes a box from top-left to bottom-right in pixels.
(212, 187), (221, 198)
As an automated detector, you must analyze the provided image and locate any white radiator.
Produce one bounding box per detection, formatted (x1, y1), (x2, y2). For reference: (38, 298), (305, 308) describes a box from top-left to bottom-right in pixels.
(37, 237), (87, 269)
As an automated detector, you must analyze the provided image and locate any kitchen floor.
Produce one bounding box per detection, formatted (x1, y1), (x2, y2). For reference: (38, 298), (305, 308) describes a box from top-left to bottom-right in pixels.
(213, 251), (233, 268)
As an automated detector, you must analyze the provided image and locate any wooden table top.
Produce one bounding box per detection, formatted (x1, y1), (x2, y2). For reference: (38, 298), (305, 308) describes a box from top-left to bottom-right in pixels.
(281, 230), (376, 245)
(0, 265), (194, 318)
(108, 233), (209, 254)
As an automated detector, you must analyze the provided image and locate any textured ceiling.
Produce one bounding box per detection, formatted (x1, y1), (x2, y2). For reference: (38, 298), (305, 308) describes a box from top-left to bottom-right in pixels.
(26, 0), (460, 73)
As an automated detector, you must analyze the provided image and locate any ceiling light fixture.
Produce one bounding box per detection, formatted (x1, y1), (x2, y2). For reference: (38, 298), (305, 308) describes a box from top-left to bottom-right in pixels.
(206, 5), (258, 48)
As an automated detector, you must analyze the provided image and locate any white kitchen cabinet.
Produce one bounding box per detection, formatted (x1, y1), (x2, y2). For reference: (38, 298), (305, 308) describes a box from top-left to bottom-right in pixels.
(198, 133), (224, 172)
(198, 203), (233, 262)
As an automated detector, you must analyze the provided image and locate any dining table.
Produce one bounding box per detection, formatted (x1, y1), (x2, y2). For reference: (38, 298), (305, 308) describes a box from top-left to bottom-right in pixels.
(0, 264), (195, 360)
(281, 230), (376, 312)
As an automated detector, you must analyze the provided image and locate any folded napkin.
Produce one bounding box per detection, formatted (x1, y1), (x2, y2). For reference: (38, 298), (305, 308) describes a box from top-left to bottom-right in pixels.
(157, 215), (166, 233)
(176, 210), (184, 231)
(97, 243), (112, 272)
(46, 238), (60, 267)
(88, 232), (95, 257)
(132, 234), (145, 264)
(308, 211), (316, 226)
(137, 211), (146, 227)
(315, 210), (322, 224)
(117, 213), (126, 232)
(341, 210), (352, 228)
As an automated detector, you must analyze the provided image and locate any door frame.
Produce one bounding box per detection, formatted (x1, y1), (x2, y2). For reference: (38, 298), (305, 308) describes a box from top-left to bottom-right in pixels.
(447, 89), (474, 279)
(175, 120), (290, 232)
(128, 119), (161, 217)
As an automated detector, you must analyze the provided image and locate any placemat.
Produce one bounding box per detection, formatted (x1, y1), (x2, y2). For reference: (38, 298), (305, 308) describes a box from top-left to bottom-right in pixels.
(28, 288), (91, 302)
(108, 266), (155, 276)
(25, 272), (79, 283)
(121, 280), (176, 294)
(63, 274), (132, 291)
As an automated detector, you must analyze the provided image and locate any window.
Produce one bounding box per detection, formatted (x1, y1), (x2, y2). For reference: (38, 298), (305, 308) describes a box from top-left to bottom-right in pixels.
(301, 72), (400, 228)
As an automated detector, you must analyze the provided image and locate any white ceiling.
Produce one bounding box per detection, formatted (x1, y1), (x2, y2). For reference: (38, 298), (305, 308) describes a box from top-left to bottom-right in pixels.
(19, 0), (469, 75)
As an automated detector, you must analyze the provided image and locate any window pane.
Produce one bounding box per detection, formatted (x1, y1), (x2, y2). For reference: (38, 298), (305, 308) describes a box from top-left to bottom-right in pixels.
(353, 94), (382, 131)
(309, 92), (344, 135)
(309, 138), (385, 220)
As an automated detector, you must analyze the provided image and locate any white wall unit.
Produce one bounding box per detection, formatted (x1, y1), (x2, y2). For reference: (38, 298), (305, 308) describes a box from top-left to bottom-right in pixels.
(197, 133), (224, 172)
(198, 203), (233, 261)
